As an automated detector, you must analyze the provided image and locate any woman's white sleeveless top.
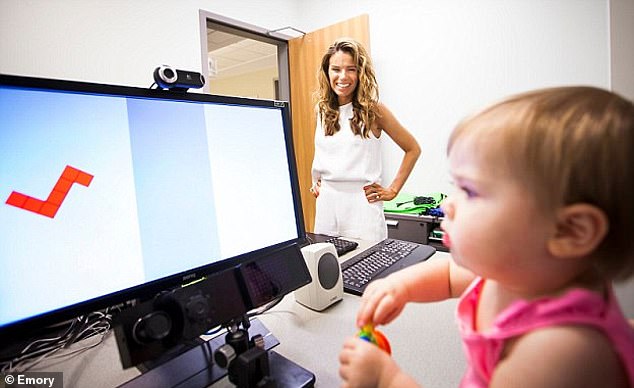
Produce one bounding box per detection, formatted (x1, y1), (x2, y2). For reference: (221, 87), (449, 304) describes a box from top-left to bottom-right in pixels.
(311, 102), (382, 185)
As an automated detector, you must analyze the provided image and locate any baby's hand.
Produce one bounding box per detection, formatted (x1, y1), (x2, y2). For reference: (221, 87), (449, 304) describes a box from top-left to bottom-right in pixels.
(356, 277), (408, 328)
(339, 336), (397, 388)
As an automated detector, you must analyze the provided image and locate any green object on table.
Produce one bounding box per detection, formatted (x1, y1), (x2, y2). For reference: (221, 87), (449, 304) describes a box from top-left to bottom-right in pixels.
(383, 192), (446, 214)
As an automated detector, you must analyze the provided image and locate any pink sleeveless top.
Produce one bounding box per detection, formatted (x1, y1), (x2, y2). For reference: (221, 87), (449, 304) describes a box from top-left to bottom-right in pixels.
(457, 278), (634, 387)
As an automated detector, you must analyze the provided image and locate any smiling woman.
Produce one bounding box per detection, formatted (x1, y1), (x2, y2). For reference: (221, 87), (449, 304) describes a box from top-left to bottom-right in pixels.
(327, 50), (359, 106)
(310, 37), (421, 242)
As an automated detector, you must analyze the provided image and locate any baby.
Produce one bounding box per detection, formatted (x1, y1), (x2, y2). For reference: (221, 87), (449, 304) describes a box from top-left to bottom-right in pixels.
(339, 86), (634, 387)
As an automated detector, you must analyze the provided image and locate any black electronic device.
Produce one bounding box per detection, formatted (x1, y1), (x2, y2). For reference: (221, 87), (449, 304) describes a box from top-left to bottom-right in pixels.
(304, 232), (359, 257)
(119, 318), (314, 388)
(396, 195), (435, 207)
(0, 74), (313, 385)
(341, 239), (436, 295)
(212, 316), (314, 388)
(153, 65), (205, 90)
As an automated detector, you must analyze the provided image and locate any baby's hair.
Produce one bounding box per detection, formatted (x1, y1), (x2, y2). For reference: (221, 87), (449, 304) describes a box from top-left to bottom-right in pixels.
(448, 86), (634, 280)
(315, 37), (379, 138)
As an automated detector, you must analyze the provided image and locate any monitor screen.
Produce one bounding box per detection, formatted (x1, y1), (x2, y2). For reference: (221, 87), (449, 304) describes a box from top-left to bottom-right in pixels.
(0, 74), (308, 341)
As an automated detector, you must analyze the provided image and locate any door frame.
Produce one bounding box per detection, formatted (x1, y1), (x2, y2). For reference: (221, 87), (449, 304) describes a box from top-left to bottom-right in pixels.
(198, 10), (293, 101)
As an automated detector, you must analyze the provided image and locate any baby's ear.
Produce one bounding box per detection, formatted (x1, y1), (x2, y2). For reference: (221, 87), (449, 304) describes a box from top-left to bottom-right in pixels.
(547, 204), (608, 259)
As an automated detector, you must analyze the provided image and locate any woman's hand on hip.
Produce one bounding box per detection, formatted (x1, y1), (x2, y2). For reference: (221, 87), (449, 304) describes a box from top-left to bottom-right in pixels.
(310, 180), (321, 198)
(363, 183), (397, 203)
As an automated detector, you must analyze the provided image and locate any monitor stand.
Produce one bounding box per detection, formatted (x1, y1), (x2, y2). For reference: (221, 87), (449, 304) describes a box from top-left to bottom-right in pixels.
(118, 318), (315, 388)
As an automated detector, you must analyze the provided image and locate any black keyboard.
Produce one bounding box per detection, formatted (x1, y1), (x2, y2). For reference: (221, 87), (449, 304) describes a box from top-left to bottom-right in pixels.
(324, 237), (359, 256)
(304, 233), (359, 257)
(341, 239), (436, 295)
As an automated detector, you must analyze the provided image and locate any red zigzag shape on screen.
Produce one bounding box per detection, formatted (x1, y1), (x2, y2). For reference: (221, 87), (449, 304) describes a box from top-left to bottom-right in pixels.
(6, 165), (94, 218)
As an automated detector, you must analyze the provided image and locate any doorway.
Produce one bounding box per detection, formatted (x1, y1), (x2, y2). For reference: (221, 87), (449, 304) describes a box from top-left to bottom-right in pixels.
(199, 10), (292, 101)
(206, 28), (278, 99)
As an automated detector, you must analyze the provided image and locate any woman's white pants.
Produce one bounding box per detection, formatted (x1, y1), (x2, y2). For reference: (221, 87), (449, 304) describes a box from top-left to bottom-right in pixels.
(314, 180), (387, 242)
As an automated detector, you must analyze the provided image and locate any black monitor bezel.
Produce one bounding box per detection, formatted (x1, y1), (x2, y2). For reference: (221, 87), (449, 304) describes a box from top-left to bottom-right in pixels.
(0, 73), (307, 342)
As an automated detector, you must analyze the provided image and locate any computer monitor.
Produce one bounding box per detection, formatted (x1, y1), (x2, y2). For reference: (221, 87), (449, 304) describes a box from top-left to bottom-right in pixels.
(0, 74), (311, 367)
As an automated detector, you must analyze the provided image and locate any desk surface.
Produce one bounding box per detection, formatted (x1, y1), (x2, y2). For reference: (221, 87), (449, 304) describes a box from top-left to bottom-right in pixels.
(31, 247), (466, 388)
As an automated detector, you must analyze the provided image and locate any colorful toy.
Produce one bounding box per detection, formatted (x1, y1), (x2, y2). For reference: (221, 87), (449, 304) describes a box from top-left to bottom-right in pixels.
(357, 324), (392, 355)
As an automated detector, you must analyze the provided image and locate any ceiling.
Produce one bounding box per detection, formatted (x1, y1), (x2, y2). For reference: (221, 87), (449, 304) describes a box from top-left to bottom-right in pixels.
(206, 29), (278, 79)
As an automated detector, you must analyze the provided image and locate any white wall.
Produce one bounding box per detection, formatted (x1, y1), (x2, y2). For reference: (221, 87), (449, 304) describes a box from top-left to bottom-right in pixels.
(610, 0), (634, 101)
(296, 0), (611, 197)
(0, 0), (301, 87)
(610, 0), (634, 315)
(0, 0), (614, 194)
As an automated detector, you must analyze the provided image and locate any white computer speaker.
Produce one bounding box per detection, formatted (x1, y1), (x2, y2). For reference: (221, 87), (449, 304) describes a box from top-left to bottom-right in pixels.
(294, 243), (343, 311)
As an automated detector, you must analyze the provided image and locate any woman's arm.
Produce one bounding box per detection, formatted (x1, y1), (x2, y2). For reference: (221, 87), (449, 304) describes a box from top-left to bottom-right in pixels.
(373, 102), (421, 200)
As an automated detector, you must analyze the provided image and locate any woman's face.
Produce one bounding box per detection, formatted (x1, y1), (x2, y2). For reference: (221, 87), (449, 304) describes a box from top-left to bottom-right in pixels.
(328, 50), (358, 105)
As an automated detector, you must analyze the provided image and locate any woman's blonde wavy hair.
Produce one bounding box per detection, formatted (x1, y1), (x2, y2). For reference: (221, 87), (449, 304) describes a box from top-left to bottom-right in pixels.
(315, 38), (379, 138)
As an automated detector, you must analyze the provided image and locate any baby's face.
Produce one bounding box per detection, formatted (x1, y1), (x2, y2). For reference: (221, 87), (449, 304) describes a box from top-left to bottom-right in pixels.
(441, 136), (554, 284)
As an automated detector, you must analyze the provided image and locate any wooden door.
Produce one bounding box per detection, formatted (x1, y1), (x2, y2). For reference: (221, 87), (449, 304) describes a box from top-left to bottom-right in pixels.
(289, 14), (370, 232)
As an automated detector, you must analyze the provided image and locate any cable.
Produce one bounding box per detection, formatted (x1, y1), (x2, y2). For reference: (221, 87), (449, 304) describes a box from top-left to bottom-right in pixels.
(63, 314), (90, 348)
(0, 310), (112, 373)
(246, 296), (285, 319)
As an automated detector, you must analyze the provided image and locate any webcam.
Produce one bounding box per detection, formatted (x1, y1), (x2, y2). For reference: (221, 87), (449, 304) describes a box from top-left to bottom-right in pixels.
(153, 65), (205, 91)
